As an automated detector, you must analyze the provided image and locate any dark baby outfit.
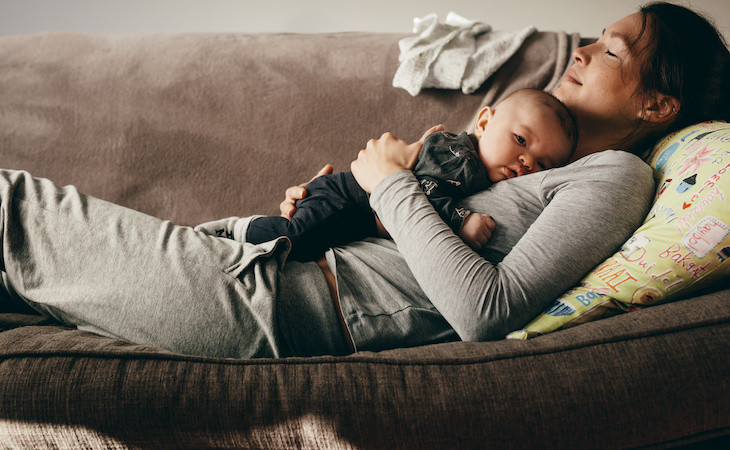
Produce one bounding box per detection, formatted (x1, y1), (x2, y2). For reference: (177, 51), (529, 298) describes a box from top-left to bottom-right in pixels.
(246, 131), (491, 261)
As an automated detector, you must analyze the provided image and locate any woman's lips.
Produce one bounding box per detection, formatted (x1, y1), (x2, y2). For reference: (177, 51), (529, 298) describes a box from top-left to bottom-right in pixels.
(562, 68), (582, 85)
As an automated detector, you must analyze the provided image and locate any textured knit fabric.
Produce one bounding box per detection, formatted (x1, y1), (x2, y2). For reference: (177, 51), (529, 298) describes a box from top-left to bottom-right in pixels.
(393, 12), (536, 95)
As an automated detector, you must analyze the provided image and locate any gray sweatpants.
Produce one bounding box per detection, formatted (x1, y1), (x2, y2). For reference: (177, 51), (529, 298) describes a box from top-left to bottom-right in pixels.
(0, 170), (347, 359)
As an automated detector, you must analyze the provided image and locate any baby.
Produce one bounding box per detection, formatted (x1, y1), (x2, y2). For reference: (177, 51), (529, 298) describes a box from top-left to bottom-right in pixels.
(196, 88), (577, 261)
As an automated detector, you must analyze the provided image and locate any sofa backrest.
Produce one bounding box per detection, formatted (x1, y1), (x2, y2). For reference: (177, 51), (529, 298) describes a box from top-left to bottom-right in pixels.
(0, 31), (577, 225)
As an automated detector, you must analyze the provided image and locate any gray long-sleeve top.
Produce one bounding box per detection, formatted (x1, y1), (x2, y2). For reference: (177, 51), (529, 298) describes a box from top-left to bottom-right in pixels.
(329, 150), (655, 351)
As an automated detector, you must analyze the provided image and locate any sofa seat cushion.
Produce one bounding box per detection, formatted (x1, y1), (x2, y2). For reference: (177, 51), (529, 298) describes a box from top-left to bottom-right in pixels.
(1, 285), (729, 447)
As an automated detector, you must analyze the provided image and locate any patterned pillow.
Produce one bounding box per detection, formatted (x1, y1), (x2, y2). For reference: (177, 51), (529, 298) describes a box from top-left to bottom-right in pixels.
(508, 121), (730, 339)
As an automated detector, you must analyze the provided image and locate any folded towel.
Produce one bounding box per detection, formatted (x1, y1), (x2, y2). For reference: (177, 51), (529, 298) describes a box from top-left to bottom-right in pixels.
(393, 12), (536, 96)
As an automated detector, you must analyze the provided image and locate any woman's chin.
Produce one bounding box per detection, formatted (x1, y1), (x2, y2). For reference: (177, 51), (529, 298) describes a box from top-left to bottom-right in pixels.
(551, 83), (570, 102)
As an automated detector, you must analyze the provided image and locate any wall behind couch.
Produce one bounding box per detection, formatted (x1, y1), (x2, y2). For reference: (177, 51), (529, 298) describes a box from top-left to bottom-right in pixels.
(1, 0), (728, 42)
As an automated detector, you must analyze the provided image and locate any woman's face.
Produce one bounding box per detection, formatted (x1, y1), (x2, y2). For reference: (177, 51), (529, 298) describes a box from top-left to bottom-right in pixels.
(553, 12), (647, 131)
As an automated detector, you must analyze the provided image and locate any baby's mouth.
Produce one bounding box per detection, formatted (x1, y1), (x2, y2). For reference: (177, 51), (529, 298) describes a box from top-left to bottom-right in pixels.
(504, 167), (519, 179)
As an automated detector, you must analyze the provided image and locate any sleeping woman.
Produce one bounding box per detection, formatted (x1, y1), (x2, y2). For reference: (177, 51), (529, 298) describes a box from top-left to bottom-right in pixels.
(1, 2), (728, 358)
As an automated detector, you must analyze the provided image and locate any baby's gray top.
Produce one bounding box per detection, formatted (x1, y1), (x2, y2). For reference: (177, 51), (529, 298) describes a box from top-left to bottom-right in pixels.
(330, 150), (655, 352)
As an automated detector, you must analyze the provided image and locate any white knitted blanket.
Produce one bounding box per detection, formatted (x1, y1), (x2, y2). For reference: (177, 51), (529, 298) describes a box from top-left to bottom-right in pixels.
(393, 12), (536, 96)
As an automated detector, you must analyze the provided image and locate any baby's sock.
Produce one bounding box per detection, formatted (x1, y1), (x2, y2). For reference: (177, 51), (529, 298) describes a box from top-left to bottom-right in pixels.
(194, 216), (261, 242)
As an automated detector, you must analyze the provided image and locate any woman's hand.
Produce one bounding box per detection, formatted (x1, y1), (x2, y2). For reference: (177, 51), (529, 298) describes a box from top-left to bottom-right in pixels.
(279, 164), (334, 219)
(351, 125), (444, 193)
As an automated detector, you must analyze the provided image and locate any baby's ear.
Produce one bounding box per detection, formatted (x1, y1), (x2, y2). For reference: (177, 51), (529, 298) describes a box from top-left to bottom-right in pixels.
(474, 106), (494, 137)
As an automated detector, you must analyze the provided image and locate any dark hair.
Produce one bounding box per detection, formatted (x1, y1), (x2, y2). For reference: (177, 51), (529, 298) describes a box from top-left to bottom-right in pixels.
(634, 2), (730, 133)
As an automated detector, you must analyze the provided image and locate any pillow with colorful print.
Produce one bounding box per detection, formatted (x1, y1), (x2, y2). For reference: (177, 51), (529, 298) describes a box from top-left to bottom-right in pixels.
(508, 121), (730, 340)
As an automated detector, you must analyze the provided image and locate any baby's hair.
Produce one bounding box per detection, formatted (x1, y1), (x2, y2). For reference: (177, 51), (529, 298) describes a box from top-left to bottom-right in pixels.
(500, 88), (578, 157)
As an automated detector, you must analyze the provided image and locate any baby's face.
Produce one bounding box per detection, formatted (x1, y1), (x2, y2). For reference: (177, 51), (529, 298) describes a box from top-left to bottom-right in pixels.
(475, 100), (573, 183)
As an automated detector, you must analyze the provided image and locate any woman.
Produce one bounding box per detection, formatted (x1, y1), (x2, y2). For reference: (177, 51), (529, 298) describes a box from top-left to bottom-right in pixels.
(283, 2), (730, 349)
(1, 2), (728, 359)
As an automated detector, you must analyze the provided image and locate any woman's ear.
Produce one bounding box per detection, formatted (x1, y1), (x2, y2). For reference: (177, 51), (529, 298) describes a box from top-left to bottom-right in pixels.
(642, 93), (681, 124)
(474, 106), (494, 137)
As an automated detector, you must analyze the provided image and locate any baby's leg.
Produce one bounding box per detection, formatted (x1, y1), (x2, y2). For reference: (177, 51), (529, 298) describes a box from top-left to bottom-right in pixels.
(196, 172), (378, 262)
(245, 214), (336, 262)
(255, 172), (379, 261)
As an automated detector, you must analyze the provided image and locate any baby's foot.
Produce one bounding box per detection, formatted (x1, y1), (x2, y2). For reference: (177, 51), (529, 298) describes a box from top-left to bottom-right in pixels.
(194, 217), (240, 240)
(194, 216), (263, 242)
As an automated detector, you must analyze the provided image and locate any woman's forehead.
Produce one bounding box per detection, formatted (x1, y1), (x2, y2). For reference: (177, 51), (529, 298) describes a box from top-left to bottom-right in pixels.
(605, 12), (645, 46)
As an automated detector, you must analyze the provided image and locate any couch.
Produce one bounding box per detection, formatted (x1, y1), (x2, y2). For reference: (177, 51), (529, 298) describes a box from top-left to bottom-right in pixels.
(1, 29), (728, 449)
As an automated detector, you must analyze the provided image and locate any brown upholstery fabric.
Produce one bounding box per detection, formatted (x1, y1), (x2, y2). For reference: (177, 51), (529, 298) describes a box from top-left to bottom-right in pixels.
(1, 288), (729, 448)
(0, 31), (574, 225)
(1, 31), (728, 448)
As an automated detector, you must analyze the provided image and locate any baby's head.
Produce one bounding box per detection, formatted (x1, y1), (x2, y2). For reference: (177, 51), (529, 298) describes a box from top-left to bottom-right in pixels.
(474, 88), (577, 183)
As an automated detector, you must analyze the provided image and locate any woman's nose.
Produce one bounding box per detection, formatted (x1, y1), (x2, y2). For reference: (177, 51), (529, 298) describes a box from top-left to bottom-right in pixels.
(572, 44), (590, 65)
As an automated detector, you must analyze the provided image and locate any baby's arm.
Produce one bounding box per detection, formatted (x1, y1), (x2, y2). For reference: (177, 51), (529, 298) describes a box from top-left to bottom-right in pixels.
(414, 131), (492, 243)
(458, 213), (495, 250)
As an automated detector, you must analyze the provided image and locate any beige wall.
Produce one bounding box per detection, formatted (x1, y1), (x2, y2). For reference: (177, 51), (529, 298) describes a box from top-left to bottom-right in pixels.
(1, 0), (728, 42)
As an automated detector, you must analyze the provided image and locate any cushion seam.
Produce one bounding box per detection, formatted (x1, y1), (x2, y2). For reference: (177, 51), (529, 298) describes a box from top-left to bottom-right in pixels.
(1, 316), (728, 367)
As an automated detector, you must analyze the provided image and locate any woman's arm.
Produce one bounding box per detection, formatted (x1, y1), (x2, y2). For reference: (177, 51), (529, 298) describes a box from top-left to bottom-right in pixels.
(350, 126), (444, 193)
(366, 150), (654, 341)
(280, 125), (443, 216)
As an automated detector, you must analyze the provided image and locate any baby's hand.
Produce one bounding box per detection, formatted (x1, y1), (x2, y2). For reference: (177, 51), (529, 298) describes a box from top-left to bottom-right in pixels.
(458, 213), (496, 250)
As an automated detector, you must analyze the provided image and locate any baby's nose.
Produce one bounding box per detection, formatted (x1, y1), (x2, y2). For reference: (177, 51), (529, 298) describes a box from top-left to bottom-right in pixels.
(518, 155), (534, 173)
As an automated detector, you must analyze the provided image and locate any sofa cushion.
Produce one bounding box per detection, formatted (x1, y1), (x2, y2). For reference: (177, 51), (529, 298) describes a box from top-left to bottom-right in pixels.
(2, 286), (729, 448)
(509, 121), (730, 339)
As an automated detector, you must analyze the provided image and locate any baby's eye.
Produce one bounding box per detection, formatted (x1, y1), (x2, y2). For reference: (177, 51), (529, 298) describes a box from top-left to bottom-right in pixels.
(515, 135), (526, 146)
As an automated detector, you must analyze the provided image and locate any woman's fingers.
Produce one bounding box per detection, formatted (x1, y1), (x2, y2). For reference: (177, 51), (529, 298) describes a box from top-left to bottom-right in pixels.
(280, 126), (439, 219)
(279, 164), (334, 219)
(279, 186), (303, 219)
(351, 126), (446, 193)
(418, 124), (445, 144)
(309, 164), (334, 184)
